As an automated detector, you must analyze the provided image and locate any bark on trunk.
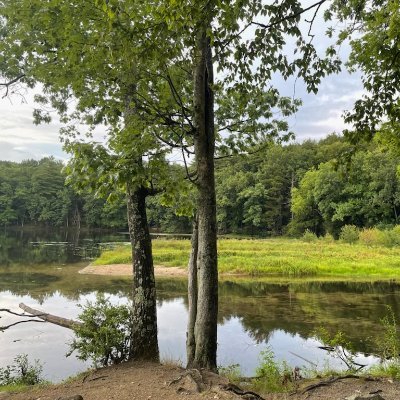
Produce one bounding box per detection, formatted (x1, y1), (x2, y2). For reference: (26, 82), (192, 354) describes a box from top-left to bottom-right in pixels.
(188, 29), (218, 371)
(186, 215), (198, 367)
(127, 186), (159, 361)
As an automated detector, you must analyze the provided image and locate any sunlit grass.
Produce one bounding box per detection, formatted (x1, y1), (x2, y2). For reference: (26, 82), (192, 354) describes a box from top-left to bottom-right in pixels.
(93, 238), (400, 277)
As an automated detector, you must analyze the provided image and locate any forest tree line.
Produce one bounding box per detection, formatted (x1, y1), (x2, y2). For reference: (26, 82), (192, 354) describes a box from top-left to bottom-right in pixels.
(1, 134), (399, 237)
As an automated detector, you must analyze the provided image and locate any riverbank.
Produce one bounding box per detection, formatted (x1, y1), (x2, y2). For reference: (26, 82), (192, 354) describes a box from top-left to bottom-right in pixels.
(79, 263), (187, 277)
(3, 361), (400, 400)
(91, 238), (400, 278)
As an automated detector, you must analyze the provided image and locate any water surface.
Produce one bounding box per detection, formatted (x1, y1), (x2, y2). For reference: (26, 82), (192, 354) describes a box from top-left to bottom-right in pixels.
(0, 229), (397, 382)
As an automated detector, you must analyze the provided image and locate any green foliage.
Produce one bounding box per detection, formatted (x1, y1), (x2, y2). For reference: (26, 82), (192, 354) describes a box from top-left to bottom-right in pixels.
(0, 354), (44, 386)
(369, 306), (400, 379)
(376, 306), (400, 362)
(320, 233), (335, 243)
(68, 294), (132, 367)
(330, 0), (400, 140)
(218, 364), (242, 384)
(339, 225), (359, 244)
(254, 347), (294, 393)
(291, 147), (400, 238)
(302, 229), (318, 242)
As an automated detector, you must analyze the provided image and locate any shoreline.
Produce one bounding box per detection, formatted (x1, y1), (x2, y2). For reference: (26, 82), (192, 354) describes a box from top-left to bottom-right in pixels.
(79, 263), (188, 277)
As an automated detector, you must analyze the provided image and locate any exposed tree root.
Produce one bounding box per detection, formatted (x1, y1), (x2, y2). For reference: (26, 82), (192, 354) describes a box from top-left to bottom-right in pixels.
(168, 369), (266, 399)
(302, 374), (360, 394)
(219, 383), (266, 400)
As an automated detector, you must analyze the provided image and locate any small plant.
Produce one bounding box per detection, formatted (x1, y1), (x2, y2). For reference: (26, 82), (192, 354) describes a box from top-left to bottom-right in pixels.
(339, 225), (359, 244)
(254, 347), (295, 393)
(314, 328), (365, 372)
(302, 229), (318, 243)
(68, 293), (132, 367)
(218, 364), (242, 384)
(377, 306), (400, 362)
(0, 354), (44, 386)
(370, 306), (400, 379)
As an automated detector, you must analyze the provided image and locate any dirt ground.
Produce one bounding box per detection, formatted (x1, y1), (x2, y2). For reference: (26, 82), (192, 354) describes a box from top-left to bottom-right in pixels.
(2, 361), (400, 400)
(79, 264), (187, 277)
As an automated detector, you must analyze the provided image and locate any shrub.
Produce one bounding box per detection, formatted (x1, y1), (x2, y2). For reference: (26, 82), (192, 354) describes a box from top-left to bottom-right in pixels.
(320, 233), (335, 243)
(359, 228), (382, 246)
(254, 347), (294, 393)
(0, 354), (44, 386)
(372, 306), (400, 379)
(379, 230), (398, 248)
(301, 229), (318, 243)
(389, 225), (400, 247)
(339, 225), (359, 244)
(68, 294), (132, 367)
(218, 364), (242, 384)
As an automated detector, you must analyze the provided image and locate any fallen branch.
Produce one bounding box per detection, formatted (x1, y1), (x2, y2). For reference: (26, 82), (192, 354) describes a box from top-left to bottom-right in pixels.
(0, 308), (43, 318)
(19, 303), (82, 330)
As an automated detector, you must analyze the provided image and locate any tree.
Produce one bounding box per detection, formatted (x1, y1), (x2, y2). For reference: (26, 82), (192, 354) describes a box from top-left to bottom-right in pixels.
(329, 0), (400, 141)
(1, 0), (349, 371)
(159, 0), (344, 370)
(291, 147), (400, 236)
(0, 0), (193, 361)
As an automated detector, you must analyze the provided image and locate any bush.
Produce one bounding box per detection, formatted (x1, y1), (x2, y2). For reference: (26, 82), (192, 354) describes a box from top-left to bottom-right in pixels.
(339, 225), (359, 244)
(371, 306), (400, 379)
(359, 228), (382, 246)
(301, 229), (318, 243)
(320, 233), (335, 243)
(379, 230), (398, 248)
(254, 347), (294, 393)
(0, 354), (44, 386)
(68, 294), (132, 367)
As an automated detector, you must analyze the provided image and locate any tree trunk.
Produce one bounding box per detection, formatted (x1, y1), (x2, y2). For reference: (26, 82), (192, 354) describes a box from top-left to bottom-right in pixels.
(127, 185), (159, 361)
(188, 28), (218, 371)
(186, 215), (198, 367)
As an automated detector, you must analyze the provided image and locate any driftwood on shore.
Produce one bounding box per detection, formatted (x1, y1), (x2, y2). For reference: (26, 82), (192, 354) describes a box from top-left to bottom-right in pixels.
(19, 303), (82, 329)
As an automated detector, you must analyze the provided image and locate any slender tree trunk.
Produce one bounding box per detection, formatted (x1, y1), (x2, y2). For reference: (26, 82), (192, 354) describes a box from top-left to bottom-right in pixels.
(186, 215), (198, 367)
(127, 185), (159, 361)
(188, 28), (218, 371)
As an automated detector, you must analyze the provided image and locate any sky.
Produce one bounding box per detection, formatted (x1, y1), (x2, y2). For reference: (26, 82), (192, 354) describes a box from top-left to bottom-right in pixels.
(0, 69), (363, 162)
(0, 3), (364, 163)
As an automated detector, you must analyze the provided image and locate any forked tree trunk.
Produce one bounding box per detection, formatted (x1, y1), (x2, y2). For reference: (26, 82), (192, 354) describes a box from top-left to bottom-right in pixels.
(187, 28), (218, 371)
(127, 185), (159, 361)
(186, 215), (198, 367)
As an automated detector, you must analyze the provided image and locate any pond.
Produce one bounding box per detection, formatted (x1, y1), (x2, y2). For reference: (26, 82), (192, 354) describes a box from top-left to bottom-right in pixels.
(0, 229), (397, 382)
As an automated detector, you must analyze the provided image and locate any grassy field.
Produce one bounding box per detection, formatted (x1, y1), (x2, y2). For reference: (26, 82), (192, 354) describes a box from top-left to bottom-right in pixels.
(92, 238), (400, 277)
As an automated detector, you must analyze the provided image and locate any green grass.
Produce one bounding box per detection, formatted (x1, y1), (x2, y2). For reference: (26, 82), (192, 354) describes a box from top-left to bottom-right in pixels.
(92, 238), (400, 277)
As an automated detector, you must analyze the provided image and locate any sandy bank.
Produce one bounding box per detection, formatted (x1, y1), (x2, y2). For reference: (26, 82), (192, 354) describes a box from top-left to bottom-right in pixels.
(79, 263), (187, 277)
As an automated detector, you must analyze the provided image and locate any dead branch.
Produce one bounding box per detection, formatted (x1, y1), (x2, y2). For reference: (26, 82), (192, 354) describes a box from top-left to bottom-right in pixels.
(19, 303), (82, 329)
(0, 319), (46, 331)
(0, 308), (45, 318)
(0, 74), (25, 98)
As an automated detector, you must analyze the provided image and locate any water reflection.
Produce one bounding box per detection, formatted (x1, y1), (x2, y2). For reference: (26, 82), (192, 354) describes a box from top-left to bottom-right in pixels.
(0, 230), (398, 382)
